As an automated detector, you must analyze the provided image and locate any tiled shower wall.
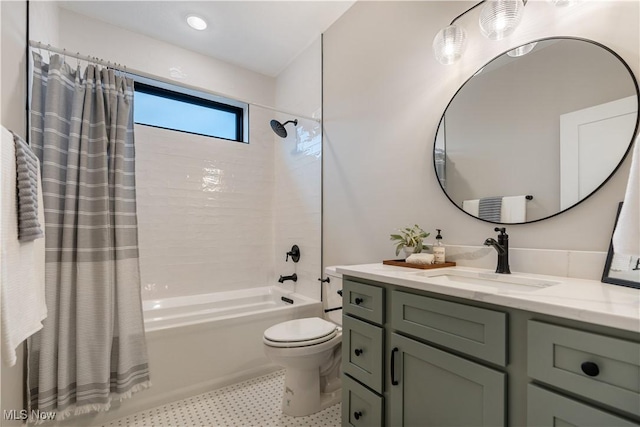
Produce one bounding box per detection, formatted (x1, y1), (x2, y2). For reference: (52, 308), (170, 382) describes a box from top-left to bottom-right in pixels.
(135, 107), (277, 300)
(272, 116), (322, 301)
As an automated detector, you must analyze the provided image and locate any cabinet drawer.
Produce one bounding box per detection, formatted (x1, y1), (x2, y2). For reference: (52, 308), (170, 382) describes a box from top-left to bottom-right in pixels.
(528, 320), (640, 418)
(527, 385), (638, 427)
(343, 279), (384, 325)
(342, 374), (383, 427)
(391, 291), (507, 366)
(343, 315), (384, 393)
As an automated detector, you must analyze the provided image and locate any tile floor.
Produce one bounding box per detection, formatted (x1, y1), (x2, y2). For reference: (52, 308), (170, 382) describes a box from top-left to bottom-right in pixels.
(104, 370), (341, 427)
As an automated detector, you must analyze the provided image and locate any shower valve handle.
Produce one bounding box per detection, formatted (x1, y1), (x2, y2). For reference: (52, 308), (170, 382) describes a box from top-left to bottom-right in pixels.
(286, 245), (300, 263)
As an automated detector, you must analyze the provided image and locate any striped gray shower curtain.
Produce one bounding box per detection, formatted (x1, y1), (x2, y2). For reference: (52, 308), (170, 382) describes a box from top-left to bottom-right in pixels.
(27, 53), (150, 421)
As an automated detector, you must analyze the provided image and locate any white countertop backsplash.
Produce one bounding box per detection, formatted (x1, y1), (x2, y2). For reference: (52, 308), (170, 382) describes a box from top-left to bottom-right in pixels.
(444, 245), (608, 280)
(336, 263), (640, 333)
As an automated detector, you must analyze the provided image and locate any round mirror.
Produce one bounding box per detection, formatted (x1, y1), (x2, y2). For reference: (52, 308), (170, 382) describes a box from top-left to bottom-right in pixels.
(434, 37), (639, 224)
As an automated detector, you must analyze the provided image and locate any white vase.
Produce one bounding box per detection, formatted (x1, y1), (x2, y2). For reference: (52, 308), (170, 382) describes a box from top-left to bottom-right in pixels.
(403, 247), (415, 259)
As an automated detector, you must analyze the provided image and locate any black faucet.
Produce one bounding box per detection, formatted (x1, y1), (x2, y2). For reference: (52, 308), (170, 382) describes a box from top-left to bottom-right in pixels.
(278, 273), (298, 283)
(484, 227), (511, 274)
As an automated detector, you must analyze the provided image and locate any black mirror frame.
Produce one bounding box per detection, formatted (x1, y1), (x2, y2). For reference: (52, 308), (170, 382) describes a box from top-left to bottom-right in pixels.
(601, 202), (640, 289)
(433, 37), (640, 225)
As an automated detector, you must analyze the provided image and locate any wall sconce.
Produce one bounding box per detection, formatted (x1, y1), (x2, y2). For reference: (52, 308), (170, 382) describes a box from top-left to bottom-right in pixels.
(433, 0), (576, 65)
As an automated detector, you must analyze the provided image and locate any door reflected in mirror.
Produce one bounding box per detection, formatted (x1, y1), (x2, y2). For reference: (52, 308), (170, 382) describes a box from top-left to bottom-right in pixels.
(434, 38), (639, 224)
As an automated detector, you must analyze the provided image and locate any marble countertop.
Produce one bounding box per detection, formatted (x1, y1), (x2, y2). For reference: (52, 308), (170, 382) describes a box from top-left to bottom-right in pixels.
(336, 264), (640, 333)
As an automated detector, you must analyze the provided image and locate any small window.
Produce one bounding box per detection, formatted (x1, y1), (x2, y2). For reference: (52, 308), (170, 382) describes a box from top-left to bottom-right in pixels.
(134, 82), (246, 142)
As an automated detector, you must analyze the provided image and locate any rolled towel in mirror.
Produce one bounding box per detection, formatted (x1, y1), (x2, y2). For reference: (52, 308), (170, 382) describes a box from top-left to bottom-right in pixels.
(406, 253), (435, 265)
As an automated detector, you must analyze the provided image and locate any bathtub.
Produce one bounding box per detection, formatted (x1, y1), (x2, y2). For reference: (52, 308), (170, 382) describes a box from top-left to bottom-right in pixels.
(143, 286), (319, 332)
(85, 286), (322, 426)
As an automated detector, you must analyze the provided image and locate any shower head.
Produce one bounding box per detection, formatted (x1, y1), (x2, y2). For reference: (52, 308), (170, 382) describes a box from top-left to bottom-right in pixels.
(270, 119), (298, 138)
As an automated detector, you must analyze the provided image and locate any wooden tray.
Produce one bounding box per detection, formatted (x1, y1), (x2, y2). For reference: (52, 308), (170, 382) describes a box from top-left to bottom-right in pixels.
(383, 259), (456, 270)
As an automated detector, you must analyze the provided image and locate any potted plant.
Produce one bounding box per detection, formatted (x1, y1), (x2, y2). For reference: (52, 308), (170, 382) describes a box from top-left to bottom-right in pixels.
(390, 225), (430, 258)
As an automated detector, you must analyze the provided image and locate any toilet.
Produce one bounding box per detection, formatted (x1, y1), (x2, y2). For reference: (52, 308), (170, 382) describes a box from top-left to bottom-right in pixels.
(263, 268), (343, 417)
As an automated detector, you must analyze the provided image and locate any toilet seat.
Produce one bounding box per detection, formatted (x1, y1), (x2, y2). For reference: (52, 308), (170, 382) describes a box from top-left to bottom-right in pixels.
(264, 318), (338, 348)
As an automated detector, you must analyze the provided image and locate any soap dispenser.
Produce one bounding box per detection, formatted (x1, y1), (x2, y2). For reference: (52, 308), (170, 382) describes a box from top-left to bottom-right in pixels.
(434, 229), (445, 264)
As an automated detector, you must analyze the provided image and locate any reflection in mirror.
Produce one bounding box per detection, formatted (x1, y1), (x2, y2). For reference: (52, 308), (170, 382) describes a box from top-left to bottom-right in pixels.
(602, 203), (640, 289)
(434, 38), (639, 224)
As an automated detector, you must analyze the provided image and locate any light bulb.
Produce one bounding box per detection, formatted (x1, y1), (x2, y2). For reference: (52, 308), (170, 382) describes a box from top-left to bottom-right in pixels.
(433, 25), (467, 65)
(479, 0), (524, 41)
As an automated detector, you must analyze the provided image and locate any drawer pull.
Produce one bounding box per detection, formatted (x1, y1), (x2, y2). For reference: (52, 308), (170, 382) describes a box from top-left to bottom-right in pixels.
(355, 297), (364, 305)
(391, 347), (399, 386)
(354, 348), (363, 356)
(353, 411), (363, 420)
(581, 361), (600, 377)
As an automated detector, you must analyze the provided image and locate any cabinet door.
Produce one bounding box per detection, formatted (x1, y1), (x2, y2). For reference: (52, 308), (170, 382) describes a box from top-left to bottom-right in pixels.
(527, 385), (639, 427)
(389, 333), (506, 427)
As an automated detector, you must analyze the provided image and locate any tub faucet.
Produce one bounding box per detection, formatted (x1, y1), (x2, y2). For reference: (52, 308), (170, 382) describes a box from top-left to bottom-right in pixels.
(278, 273), (298, 283)
(484, 227), (511, 274)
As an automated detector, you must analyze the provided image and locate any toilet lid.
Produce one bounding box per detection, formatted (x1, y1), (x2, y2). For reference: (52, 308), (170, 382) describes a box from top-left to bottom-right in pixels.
(264, 317), (337, 343)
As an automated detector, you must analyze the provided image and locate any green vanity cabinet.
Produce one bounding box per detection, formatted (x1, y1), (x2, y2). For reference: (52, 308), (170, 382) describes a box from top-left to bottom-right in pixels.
(341, 275), (640, 427)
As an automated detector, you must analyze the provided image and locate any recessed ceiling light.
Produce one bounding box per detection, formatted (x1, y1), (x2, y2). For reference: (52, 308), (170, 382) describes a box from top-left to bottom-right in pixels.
(187, 15), (207, 31)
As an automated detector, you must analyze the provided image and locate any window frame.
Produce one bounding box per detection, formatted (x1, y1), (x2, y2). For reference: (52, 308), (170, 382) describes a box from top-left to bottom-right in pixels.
(132, 80), (247, 143)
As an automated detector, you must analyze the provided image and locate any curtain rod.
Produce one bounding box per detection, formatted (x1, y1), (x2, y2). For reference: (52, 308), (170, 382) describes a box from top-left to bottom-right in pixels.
(29, 40), (321, 123)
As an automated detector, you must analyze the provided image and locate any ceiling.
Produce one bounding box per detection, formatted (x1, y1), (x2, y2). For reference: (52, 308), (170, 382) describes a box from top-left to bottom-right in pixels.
(58, 1), (355, 77)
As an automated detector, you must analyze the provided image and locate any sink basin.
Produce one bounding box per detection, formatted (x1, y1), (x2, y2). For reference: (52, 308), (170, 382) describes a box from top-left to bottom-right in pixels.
(414, 270), (561, 293)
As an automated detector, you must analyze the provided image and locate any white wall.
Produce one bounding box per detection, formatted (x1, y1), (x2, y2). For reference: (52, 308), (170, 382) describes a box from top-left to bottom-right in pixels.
(56, 7), (275, 107)
(323, 1), (639, 270)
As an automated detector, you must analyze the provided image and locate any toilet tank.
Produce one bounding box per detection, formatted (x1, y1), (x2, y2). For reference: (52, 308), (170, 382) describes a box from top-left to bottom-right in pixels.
(324, 266), (343, 326)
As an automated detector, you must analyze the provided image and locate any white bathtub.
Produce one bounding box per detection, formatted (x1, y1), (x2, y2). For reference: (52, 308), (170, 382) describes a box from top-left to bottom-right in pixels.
(83, 286), (322, 426)
(143, 286), (319, 332)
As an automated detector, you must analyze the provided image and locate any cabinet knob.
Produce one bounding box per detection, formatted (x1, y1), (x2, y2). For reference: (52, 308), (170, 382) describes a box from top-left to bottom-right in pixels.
(337, 290), (343, 296)
(355, 297), (363, 305)
(581, 361), (600, 377)
(353, 411), (362, 420)
(354, 348), (363, 356)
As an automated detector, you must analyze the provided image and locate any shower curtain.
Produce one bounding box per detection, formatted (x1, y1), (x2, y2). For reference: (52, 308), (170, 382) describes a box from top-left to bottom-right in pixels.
(27, 53), (150, 421)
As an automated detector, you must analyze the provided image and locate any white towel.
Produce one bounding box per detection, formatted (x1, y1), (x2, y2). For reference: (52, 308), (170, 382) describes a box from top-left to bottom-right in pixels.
(1, 126), (47, 367)
(501, 195), (527, 223)
(462, 199), (480, 216)
(613, 137), (640, 257)
(463, 196), (526, 222)
(406, 253), (435, 265)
